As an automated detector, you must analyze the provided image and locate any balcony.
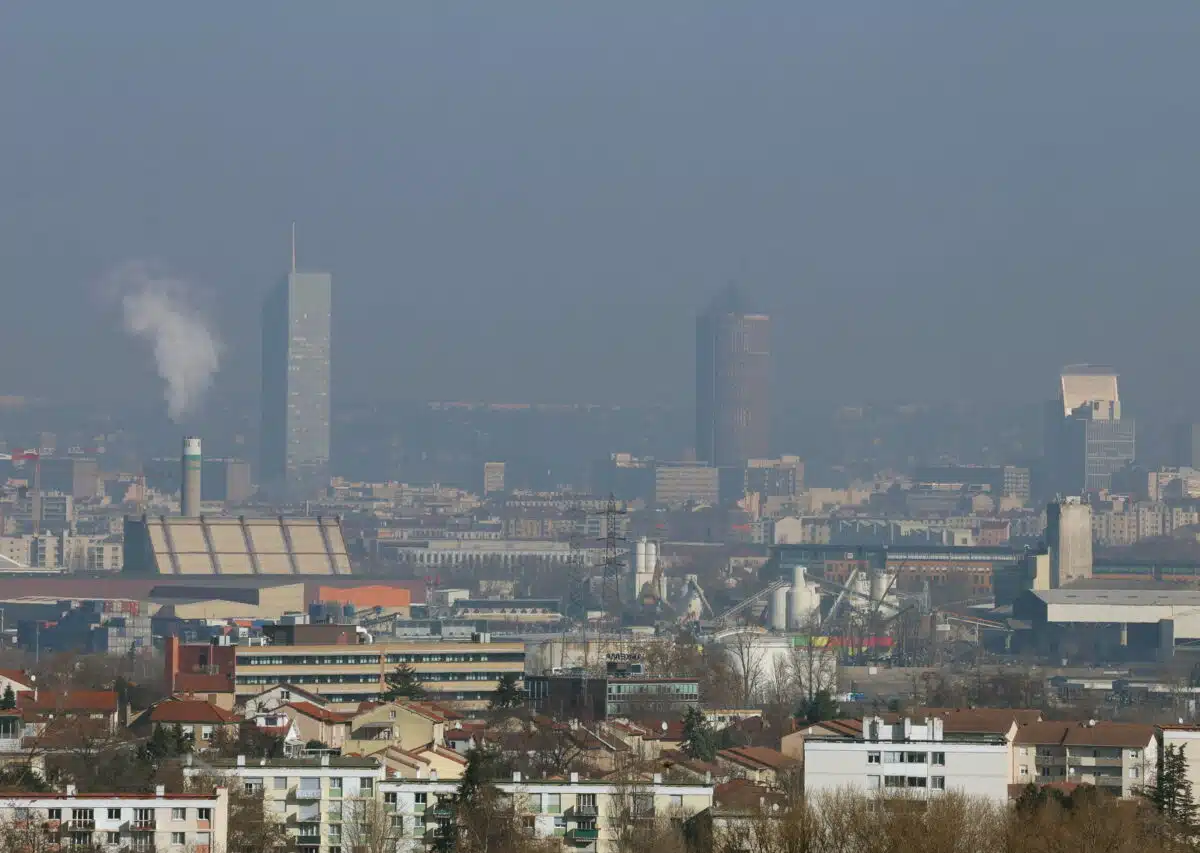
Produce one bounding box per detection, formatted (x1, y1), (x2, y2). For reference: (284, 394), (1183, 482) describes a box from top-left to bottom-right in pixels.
(67, 820), (95, 831)
(1071, 756), (1125, 768)
(131, 820), (157, 831)
(570, 803), (598, 817)
(294, 787), (323, 801)
(570, 828), (600, 844)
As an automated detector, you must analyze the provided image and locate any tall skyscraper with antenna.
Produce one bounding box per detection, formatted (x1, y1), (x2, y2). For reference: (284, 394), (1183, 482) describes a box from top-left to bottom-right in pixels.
(261, 224), (333, 499)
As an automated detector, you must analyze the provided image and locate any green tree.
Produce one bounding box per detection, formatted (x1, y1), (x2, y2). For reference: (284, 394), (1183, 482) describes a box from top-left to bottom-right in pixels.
(0, 685), (15, 710)
(1146, 743), (1198, 834)
(488, 673), (524, 710)
(681, 707), (718, 761)
(795, 688), (839, 725)
(382, 663), (427, 701)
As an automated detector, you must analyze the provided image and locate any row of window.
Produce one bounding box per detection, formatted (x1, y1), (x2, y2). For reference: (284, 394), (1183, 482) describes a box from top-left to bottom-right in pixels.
(237, 672), (511, 686)
(869, 776), (947, 790)
(41, 807), (211, 822)
(607, 683), (699, 695)
(866, 751), (946, 765)
(243, 777), (374, 796)
(236, 652), (525, 667)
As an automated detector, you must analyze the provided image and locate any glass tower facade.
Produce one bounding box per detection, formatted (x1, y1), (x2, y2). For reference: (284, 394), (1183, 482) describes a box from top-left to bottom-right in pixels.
(261, 271), (332, 499)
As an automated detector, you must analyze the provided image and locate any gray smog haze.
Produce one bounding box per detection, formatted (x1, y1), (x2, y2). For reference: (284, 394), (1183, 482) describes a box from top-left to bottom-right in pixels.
(2, 2), (1200, 418)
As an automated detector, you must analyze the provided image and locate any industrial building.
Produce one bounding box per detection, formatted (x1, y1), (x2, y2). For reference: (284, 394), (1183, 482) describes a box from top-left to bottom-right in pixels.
(525, 671), (701, 721)
(123, 514), (352, 575)
(1013, 588), (1200, 660)
(143, 455), (253, 503)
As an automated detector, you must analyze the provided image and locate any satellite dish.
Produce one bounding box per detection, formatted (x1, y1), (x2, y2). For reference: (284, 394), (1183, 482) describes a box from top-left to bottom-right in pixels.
(661, 721), (668, 732)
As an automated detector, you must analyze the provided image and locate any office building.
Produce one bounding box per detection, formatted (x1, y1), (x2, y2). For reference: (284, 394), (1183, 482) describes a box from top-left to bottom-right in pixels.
(526, 672), (701, 721)
(1043, 365), (1134, 495)
(695, 286), (770, 467)
(232, 635), (525, 710)
(1174, 423), (1200, 469)
(803, 715), (1010, 804)
(654, 461), (719, 507)
(261, 232), (332, 500)
(482, 461), (506, 496)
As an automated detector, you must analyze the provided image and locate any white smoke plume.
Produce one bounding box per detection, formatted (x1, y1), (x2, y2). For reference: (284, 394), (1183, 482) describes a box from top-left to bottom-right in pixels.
(107, 261), (221, 422)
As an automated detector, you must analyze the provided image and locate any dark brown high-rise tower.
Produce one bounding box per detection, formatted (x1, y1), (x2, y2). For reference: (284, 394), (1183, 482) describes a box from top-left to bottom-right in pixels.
(695, 286), (770, 466)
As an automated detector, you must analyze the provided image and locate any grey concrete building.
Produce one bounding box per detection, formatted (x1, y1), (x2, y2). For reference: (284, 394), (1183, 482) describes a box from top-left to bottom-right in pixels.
(261, 243), (332, 500)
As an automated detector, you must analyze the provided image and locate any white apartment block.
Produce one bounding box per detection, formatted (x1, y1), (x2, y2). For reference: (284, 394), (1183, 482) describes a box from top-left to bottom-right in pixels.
(803, 716), (1010, 804)
(380, 772), (714, 853)
(0, 785), (228, 853)
(184, 755), (382, 853)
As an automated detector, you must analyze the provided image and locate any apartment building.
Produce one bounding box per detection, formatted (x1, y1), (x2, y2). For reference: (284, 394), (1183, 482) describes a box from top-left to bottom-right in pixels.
(0, 785), (228, 853)
(380, 771), (714, 853)
(803, 716), (1010, 804)
(1159, 724), (1200, 798)
(233, 636), (525, 710)
(1012, 721), (1155, 796)
(185, 755), (382, 853)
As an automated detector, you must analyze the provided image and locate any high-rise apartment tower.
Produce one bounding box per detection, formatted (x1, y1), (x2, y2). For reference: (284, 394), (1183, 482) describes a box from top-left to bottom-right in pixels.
(261, 226), (332, 499)
(695, 286), (770, 467)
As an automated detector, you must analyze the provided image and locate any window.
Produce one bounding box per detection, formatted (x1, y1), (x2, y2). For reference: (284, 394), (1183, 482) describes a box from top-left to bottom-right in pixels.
(1130, 767), (1140, 779)
(1020, 747), (1028, 755)
(867, 775), (881, 790)
(931, 776), (946, 790)
(907, 777), (927, 788)
(274, 776), (288, 790)
(546, 793), (561, 814)
(172, 833), (186, 845)
(48, 808), (62, 821)
(198, 808), (212, 825)
(328, 802), (343, 821)
(200, 726), (214, 741)
(867, 752), (881, 764)
(281, 690), (291, 700)
(1131, 749), (1141, 759)
(330, 777), (343, 798)
(107, 808), (121, 820)
(107, 833), (121, 845)
(414, 793), (427, 813)
(884, 776), (905, 788)
(172, 808), (186, 822)
(1019, 766), (1029, 777)
(244, 779), (263, 794)
(883, 751), (902, 763)
(133, 808), (154, 829)
(360, 778), (374, 794)
(931, 752), (946, 766)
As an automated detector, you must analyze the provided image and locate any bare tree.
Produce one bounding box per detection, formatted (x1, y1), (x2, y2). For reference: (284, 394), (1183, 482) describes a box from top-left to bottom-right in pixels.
(721, 631), (767, 706)
(340, 795), (406, 853)
(605, 780), (691, 853)
(790, 623), (839, 703)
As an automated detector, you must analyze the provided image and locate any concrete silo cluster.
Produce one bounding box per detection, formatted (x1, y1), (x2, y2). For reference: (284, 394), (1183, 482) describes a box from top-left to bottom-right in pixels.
(767, 563), (821, 631)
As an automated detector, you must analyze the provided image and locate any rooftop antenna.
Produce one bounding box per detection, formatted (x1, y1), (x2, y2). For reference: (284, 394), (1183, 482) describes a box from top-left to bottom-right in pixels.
(291, 221), (297, 274)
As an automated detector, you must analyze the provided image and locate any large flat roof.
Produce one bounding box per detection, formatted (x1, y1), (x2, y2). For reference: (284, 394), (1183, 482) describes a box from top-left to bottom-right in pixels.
(1034, 589), (1200, 607)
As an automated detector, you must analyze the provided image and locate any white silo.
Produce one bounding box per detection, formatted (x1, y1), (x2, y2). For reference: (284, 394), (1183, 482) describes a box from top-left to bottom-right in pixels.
(870, 570), (889, 606)
(769, 584), (791, 631)
(788, 564), (819, 629)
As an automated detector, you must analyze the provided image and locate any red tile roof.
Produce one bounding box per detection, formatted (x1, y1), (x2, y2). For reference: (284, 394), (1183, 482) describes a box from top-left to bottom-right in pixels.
(717, 746), (799, 773)
(148, 700), (241, 724)
(286, 702), (354, 724)
(1015, 720), (1155, 748)
(19, 690), (119, 715)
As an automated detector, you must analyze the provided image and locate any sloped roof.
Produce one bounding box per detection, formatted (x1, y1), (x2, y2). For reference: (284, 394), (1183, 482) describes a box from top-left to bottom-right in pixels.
(1015, 720), (1155, 748)
(20, 690), (118, 715)
(717, 746), (799, 773)
(149, 700), (241, 724)
(0, 670), (34, 689)
(286, 702), (354, 724)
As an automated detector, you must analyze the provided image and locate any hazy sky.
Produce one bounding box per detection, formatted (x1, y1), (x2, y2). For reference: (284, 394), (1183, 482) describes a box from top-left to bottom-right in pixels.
(3, 2), (1200, 419)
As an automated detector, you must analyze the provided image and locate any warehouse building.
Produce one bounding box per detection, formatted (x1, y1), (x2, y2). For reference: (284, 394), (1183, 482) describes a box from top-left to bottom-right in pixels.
(123, 515), (352, 575)
(1013, 588), (1200, 660)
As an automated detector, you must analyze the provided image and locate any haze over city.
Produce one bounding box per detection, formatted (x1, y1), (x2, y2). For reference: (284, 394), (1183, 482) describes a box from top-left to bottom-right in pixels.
(4, 6), (1200, 851)
(3, 2), (1200, 421)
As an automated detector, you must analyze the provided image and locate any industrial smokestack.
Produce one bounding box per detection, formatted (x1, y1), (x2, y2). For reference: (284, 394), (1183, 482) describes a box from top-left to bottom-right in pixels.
(181, 436), (202, 518)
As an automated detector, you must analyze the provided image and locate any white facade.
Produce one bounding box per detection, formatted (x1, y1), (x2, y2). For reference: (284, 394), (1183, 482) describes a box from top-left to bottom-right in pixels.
(803, 717), (1010, 805)
(380, 773), (714, 853)
(0, 786), (228, 853)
